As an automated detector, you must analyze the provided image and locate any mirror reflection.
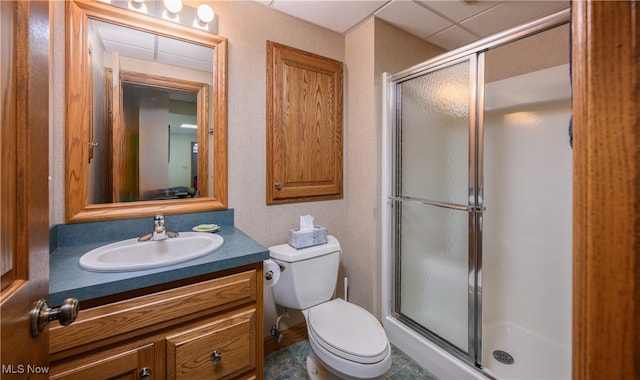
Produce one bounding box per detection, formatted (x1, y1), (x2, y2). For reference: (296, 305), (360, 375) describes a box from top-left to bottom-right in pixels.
(87, 19), (214, 204)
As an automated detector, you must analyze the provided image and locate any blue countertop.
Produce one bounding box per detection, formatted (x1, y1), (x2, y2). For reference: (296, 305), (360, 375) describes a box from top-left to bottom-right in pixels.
(49, 211), (269, 305)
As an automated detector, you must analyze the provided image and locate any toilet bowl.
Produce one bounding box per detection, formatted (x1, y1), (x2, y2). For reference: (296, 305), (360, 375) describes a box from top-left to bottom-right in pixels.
(269, 237), (392, 379)
(304, 298), (391, 379)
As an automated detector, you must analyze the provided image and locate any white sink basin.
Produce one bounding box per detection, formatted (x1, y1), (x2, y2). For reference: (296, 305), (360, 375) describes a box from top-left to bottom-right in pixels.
(79, 232), (224, 272)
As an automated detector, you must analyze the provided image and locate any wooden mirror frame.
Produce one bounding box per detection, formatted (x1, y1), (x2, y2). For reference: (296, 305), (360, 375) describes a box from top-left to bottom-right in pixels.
(65, 0), (227, 223)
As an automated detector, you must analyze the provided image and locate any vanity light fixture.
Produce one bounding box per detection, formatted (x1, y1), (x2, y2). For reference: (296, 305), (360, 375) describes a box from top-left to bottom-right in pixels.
(194, 4), (215, 29)
(162, 0), (182, 22)
(107, 1), (217, 33)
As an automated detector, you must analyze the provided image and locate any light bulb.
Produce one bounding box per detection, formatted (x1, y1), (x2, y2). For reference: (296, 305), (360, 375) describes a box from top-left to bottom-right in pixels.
(128, 0), (147, 13)
(163, 0), (182, 15)
(197, 4), (215, 24)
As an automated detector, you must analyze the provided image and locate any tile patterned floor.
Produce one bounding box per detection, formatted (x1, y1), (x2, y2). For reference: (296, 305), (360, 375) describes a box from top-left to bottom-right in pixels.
(264, 340), (439, 380)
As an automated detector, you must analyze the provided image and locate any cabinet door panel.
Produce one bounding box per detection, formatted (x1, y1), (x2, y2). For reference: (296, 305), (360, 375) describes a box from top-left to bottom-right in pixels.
(166, 307), (256, 380)
(266, 41), (343, 204)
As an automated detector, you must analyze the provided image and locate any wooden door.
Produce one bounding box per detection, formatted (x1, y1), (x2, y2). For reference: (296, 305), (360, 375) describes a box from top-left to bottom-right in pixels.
(104, 68), (115, 203)
(571, 1), (640, 378)
(0, 1), (51, 377)
(111, 52), (124, 202)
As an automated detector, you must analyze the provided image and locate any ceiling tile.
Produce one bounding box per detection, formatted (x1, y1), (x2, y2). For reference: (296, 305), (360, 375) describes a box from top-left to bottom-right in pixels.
(102, 41), (155, 61)
(417, 0), (501, 23)
(426, 25), (479, 51)
(93, 19), (155, 50)
(157, 36), (214, 62)
(461, 1), (569, 37)
(270, 1), (387, 33)
(253, 0), (569, 51)
(375, 1), (452, 39)
(156, 51), (213, 72)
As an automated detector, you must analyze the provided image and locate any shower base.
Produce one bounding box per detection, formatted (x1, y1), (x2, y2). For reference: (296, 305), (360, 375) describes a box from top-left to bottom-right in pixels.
(482, 321), (570, 380)
(384, 315), (485, 379)
(384, 316), (571, 380)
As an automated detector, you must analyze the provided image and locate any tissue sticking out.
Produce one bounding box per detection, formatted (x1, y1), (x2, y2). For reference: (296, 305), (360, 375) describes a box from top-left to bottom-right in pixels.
(288, 215), (328, 249)
(299, 214), (314, 232)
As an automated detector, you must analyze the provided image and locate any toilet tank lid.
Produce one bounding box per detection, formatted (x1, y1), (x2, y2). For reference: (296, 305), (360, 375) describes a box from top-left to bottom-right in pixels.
(269, 236), (340, 262)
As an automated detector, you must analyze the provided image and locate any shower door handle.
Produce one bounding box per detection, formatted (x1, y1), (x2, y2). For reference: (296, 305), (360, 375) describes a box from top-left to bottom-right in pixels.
(389, 196), (484, 212)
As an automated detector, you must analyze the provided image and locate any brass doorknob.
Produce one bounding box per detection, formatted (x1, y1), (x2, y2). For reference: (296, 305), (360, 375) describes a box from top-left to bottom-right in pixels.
(31, 298), (79, 337)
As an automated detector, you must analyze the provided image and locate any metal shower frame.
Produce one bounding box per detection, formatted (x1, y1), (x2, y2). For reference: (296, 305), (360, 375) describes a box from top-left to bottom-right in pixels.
(386, 8), (570, 371)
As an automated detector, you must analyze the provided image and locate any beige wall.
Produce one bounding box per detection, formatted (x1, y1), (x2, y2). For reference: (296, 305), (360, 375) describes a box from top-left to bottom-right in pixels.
(211, 1), (349, 333)
(372, 19), (444, 318)
(49, 1), (443, 336)
(486, 23), (569, 83)
(343, 18), (444, 319)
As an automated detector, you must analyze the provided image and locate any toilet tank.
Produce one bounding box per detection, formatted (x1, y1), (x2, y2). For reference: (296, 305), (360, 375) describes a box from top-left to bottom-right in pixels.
(269, 236), (341, 310)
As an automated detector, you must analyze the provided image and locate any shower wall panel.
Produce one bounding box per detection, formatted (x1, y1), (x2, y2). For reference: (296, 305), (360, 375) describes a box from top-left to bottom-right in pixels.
(483, 74), (572, 342)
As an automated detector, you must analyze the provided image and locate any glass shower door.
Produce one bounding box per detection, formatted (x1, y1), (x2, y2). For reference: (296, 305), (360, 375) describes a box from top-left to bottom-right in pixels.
(391, 55), (482, 364)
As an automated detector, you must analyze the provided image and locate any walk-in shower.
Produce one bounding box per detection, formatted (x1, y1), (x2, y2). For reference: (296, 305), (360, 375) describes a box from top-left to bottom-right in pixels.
(382, 10), (571, 379)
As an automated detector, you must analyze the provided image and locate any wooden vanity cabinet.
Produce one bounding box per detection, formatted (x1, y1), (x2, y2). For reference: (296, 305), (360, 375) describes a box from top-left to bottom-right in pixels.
(49, 265), (263, 380)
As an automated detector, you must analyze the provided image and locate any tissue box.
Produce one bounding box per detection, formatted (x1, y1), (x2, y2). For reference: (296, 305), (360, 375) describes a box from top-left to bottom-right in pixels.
(288, 225), (328, 249)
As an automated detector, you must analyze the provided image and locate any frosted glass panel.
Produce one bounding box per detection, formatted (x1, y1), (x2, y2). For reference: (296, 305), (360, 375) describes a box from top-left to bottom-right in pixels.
(396, 59), (472, 354)
(399, 202), (469, 352)
(399, 61), (470, 204)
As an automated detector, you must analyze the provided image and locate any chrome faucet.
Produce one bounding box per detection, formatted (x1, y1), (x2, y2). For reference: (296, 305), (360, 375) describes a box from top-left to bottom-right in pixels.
(138, 214), (179, 242)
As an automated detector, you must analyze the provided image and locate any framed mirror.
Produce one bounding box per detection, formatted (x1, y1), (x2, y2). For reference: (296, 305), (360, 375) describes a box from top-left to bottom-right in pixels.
(66, 0), (227, 222)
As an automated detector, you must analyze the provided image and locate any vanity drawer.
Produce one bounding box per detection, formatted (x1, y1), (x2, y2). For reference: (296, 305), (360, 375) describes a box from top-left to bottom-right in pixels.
(166, 307), (256, 380)
(50, 342), (156, 379)
(50, 270), (257, 355)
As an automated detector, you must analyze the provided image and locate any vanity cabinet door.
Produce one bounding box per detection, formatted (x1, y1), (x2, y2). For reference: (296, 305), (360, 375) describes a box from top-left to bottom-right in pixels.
(166, 306), (256, 380)
(50, 343), (157, 380)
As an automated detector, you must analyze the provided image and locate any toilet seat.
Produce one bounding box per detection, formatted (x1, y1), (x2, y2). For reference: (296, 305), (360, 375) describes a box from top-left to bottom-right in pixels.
(307, 298), (389, 364)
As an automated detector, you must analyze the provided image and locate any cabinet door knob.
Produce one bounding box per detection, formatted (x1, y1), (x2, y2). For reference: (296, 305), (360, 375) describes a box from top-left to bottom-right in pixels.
(211, 350), (223, 364)
(138, 368), (152, 380)
(274, 182), (282, 190)
(31, 298), (79, 337)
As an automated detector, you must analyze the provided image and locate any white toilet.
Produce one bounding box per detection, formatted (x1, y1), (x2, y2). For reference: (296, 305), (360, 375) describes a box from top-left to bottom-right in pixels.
(269, 236), (392, 379)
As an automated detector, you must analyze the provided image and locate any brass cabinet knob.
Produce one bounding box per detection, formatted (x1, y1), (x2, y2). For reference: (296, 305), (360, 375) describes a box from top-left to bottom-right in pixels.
(274, 182), (282, 190)
(31, 298), (79, 337)
(210, 350), (223, 364)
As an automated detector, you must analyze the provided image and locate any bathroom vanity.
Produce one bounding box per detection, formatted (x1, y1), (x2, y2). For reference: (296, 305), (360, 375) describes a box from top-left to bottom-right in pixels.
(48, 212), (269, 379)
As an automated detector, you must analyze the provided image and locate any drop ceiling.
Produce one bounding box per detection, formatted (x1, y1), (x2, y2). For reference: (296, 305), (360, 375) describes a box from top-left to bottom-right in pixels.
(91, 1), (569, 71)
(90, 18), (214, 73)
(255, 0), (569, 50)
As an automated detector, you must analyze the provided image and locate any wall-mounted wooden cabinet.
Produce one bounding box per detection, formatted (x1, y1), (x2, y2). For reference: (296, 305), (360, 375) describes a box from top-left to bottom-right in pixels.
(266, 41), (343, 204)
(49, 265), (263, 380)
